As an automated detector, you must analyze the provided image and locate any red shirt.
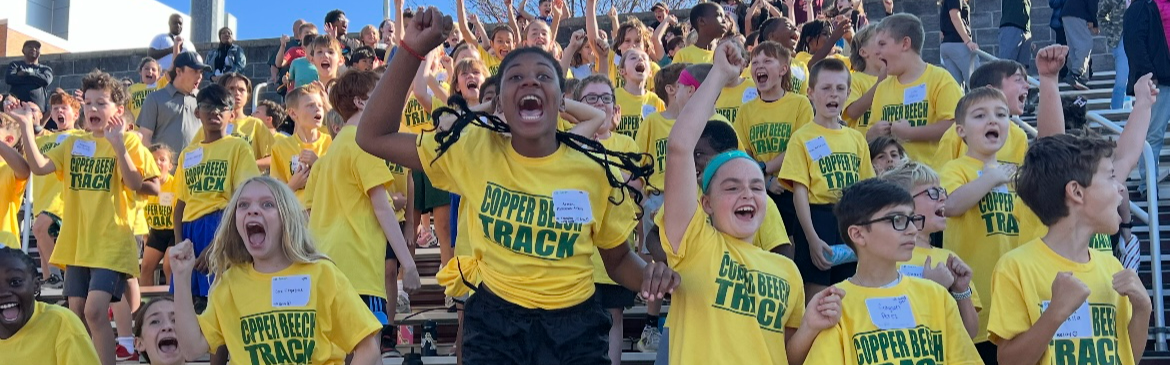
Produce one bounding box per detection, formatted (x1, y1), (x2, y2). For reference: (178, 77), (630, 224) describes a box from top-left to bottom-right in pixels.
(283, 46), (306, 64)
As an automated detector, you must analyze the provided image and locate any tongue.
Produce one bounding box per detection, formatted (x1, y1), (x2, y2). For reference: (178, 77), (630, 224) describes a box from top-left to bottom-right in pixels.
(1, 306), (19, 322)
(248, 231), (265, 246)
(160, 342), (178, 353)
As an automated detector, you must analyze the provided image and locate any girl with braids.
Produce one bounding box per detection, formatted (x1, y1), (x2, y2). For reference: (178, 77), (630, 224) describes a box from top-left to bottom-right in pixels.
(0, 247), (100, 363)
(358, 8), (681, 364)
(659, 41), (843, 365)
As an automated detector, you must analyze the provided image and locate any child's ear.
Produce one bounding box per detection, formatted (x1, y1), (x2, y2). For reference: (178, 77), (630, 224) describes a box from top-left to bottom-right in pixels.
(847, 225), (866, 248)
(1066, 180), (1086, 206)
(700, 195), (715, 215)
(954, 123), (966, 140)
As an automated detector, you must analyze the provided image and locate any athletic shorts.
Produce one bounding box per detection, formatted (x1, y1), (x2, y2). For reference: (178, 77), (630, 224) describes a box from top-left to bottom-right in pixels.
(412, 171), (451, 213)
(595, 284), (636, 309)
(773, 193), (855, 286)
(463, 286), (610, 365)
(39, 211), (61, 239)
(172, 210), (223, 297)
(145, 229), (177, 252)
(361, 295), (391, 325)
(64, 266), (127, 302)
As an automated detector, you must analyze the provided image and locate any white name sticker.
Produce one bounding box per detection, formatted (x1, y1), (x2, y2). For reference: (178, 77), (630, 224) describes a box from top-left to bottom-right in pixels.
(55, 133), (69, 144)
(271, 275), (311, 308)
(1041, 300), (1093, 339)
(553, 190), (593, 224)
(72, 140), (96, 157)
(183, 148), (204, 168)
(225, 123), (235, 136)
(806, 136), (832, 161)
(642, 104), (656, 119)
(904, 84), (927, 105)
(741, 87), (759, 104)
(898, 264), (924, 278)
(865, 295), (917, 330)
(158, 193), (175, 207)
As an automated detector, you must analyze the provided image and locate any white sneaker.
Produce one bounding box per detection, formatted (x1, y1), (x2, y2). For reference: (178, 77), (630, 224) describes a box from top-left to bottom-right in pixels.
(636, 324), (660, 352)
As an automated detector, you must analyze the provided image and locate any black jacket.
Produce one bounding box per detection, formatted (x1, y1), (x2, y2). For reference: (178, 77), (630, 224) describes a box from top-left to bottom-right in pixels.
(1125, 0), (1170, 93)
(4, 61), (52, 110)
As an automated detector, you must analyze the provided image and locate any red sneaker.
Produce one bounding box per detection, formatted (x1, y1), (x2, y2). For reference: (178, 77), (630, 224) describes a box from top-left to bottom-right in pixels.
(116, 344), (139, 362)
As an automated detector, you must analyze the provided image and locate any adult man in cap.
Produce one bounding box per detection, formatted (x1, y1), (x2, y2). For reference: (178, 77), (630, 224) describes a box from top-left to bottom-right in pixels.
(5, 40), (53, 110)
(137, 51), (208, 154)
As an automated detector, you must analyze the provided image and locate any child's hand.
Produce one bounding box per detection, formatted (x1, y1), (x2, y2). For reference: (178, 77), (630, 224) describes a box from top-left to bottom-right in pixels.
(468, 13), (481, 23)
(1134, 73), (1158, 110)
(169, 239), (198, 278)
(569, 30), (587, 49)
(808, 237), (833, 271)
(921, 256), (956, 290)
(608, 6), (618, 19)
(1049, 272), (1091, 318)
(712, 41), (746, 78)
(288, 165), (311, 190)
(784, 0), (796, 7)
(641, 261), (681, 301)
(802, 286), (845, 331)
(299, 150), (319, 167)
(982, 162), (1015, 186)
(866, 121), (892, 139)
(1113, 269), (1152, 311)
(280, 34), (290, 46)
(105, 115), (127, 146)
(503, 0), (512, 8)
(595, 32), (611, 53)
(391, 192), (407, 211)
(890, 119), (911, 139)
(1035, 45), (1069, 79)
(402, 266), (422, 293)
(946, 254), (973, 293)
(9, 102), (35, 126)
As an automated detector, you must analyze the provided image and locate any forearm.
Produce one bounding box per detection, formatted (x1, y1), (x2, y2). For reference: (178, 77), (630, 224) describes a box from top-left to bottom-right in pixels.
(957, 298), (978, 338)
(350, 334), (381, 365)
(112, 145), (144, 191)
(1129, 305), (1152, 364)
(950, 12), (973, 43)
(845, 88), (878, 120)
(148, 48), (171, 60)
(997, 312), (1066, 365)
(1115, 98), (1153, 175)
(764, 153), (786, 175)
(945, 177), (1000, 215)
(794, 186), (819, 241)
(785, 326), (820, 365)
(372, 191), (416, 271)
(138, 177), (161, 196)
(902, 119), (953, 141)
(18, 123), (53, 174)
(1036, 75), (1064, 138)
(602, 246), (649, 292)
(0, 143), (30, 179)
(565, 99), (606, 136)
(173, 273), (211, 360)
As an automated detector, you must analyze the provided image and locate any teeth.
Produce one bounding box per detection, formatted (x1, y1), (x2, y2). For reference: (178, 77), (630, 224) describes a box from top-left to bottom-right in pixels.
(0, 303), (16, 309)
(522, 95), (539, 102)
(735, 207), (755, 213)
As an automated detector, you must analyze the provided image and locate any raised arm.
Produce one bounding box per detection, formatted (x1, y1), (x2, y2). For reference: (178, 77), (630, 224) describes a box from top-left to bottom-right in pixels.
(550, 0), (566, 42)
(516, 0), (536, 22)
(455, 0), (482, 49)
(809, 17), (851, 68)
(585, 0), (602, 51)
(357, 7), (453, 172)
(395, 0), (407, 44)
(11, 106), (54, 175)
(168, 239), (212, 360)
(651, 15), (677, 61)
(413, 50), (437, 112)
(1115, 73), (1157, 176)
(0, 140), (29, 179)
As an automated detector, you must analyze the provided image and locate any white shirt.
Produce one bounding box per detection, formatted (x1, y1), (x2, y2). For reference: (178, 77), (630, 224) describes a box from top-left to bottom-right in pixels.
(150, 33), (196, 70)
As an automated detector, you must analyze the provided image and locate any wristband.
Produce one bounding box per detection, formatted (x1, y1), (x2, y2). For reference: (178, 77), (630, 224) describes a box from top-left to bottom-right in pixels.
(950, 287), (972, 301)
(399, 42), (426, 61)
(758, 161), (767, 171)
(1120, 222), (1134, 229)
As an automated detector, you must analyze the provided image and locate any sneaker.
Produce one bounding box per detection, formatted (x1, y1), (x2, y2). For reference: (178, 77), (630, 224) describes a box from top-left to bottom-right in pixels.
(43, 274), (63, 289)
(115, 344), (139, 362)
(1063, 74), (1089, 91)
(397, 290), (411, 314)
(636, 324), (661, 352)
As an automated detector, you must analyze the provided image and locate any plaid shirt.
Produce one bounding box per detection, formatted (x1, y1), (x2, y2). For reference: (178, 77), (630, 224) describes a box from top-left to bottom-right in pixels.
(1100, 0), (1128, 48)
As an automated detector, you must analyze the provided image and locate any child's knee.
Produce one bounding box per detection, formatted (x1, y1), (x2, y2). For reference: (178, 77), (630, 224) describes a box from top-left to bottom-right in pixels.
(82, 300), (109, 325)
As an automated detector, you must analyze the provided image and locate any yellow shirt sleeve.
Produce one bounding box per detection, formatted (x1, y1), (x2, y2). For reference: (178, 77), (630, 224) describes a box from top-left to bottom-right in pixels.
(936, 126), (963, 167)
(778, 132), (814, 192)
(806, 325), (849, 364)
(323, 262), (385, 352)
(986, 258), (1029, 344)
(659, 207), (719, 262)
(231, 142), (261, 191)
(197, 293), (226, 350)
(931, 70), (963, 124)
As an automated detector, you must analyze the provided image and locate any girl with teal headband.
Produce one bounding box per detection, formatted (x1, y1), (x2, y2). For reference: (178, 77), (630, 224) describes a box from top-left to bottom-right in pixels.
(656, 41), (845, 365)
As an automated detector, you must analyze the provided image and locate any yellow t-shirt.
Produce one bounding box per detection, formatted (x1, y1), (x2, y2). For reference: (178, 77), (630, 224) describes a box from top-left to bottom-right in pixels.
(3, 301), (100, 364)
(871, 64), (963, 168)
(1015, 202), (1114, 253)
(608, 50), (661, 91)
(197, 261), (382, 365)
(417, 127), (639, 309)
(734, 92), (814, 175)
(32, 130), (84, 216)
(988, 239), (1136, 365)
(386, 162), (410, 222)
(131, 195), (150, 236)
(671, 45), (714, 64)
(590, 133), (640, 285)
(0, 159), (28, 248)
(844, 71), (879, 133)
(271, 132), (332, 201)
(175, 137), (260, 222)
(898, 246), (984, 312)
(191, 117), (276, 160)
(658, 209), (805, 365)
(935, 122), (1028, 168)
(401, 95), (435, 134)
(653, 193), (791, 252)
(939, 155), (1019, 343)
(478, 45), (503, 75)
(126, 78), (170, 121)
(794, 51), (852, 75)
(144, 174), (176, 230)
(806, 277), (982, 365)
(778, 123), (876, 205)
(614, 87), (666, 138)
(715, 79), (757, 124)
(790, 59), (810, 96)
(635, 113), (735, 193)
(304, 126), (397, 299)
(45, 132), (160, 276)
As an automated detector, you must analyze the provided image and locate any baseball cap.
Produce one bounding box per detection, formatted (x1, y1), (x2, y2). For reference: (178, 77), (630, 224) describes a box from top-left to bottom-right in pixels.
(174, 51), (211, 71)
(651, 2), (668, 11)
(23, 40), (42, 49)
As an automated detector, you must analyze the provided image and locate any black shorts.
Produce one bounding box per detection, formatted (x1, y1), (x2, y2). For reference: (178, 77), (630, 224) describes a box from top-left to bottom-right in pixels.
(412, 171), (451, 213)
(975, 341), (998, 365)
(145, 229), (177, 252)
(463, 286), (610, 365)
(63, 266), (127, 302)
(39, 211), (61, 239)
(595, 284), (636, 309)
(772, 193), (855, 286)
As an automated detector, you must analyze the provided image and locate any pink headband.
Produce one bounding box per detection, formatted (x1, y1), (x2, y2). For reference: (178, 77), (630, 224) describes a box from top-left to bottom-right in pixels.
(678, 69), (701, 88)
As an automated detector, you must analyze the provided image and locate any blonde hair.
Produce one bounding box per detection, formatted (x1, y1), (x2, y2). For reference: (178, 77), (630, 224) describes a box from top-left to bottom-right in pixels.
(880, 161), (939, 191)
(448, 58), (489, 97)
(850, 24), (878, 71)
(206, 176), (329, 283)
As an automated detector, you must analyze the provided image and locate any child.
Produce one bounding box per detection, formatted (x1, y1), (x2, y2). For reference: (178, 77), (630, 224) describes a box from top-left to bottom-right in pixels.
(658, 39), (839, 365)
(937, 87), (1020, 350)
(171, 84), (261, 306)
(881, 161), (981, 338)
(132, 298), (184, 365)
(29, 90), (83, 288)
(870, 14), (963, 169)
(735, 41), (812, 178)
(252, 99), (286, 137)
(672, 2), (728, 64)
(140, 144), (177, 286)
(0, 112), (28, 249)
(636, 63), (692, 198)
(868, 135), (905, 173)
(685, 62), (758, 125)
(779, 58), (876, 299)
(457, 0), (513, 75)
(306, 70), (421, 358)
(191, 74), (275, 170)
(287, 34), (320, 89)
(357, 9), (680, 363)
(939, 0), (978, 84)
(562, 30), (598, 79)
(272, 85), (331, 200)
(17, 71), (161, 365)
(795, 19), (852, 73)
(935, 60), (1032, 168)
(127, 57), (169, 122)
(350, 46), (377, 71)
(170, 176), (383, 363)
(519, 0), (555, 24)
(0, 247), (101, 364)
(585, 0), (663, 91)
(614, 49), (666, 137)
(309, 35), (343, 87)
(844, 25), (885, 138)
(990, 130), (1153, 364)
(805, 178), (982, 364)
(761, 17), (810, 95)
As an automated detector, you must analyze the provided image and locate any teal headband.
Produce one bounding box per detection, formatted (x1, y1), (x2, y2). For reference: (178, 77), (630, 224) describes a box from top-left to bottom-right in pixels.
(701, 150), (756, 194)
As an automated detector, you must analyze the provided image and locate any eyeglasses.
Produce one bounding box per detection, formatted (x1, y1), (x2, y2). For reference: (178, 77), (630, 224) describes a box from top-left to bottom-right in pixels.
(580, 93), (615, 105)
(855, 213), (925, 232)
(913, 187), (947, 201)
(197, 103), (232, 115)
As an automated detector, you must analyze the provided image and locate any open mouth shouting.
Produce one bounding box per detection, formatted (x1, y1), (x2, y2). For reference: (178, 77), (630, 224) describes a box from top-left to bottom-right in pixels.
(985, 127), (1001, 144)
(245, 221), (267, 250)
(518, 93), (545, 122)
(754, 69), (770, 85)
(156, 334), (180, 356)
(734, 204), (757, 221)
(319, 59), (333, 74)
(0, 301), (21, 325)
(465, 80), (480, 94)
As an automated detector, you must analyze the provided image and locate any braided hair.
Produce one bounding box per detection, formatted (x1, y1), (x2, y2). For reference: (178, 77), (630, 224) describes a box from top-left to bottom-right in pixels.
(426, 47), (655, 215)
(0, 246), (42, 300)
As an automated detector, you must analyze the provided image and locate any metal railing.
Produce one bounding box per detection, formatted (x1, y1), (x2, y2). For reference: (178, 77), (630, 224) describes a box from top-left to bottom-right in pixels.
(1087, 111), (1167, 351)
(253, 82), (270, 109)
(971, 49), (1041, 88)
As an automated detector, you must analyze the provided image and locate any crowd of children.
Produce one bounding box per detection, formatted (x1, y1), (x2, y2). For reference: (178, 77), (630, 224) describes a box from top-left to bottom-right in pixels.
(0, 1), (1159, 365)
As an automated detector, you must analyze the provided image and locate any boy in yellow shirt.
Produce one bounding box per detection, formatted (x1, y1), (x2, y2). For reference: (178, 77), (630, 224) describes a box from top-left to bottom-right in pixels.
(172, 84), (260, 303)
(307, 70), (421, 357)
(30, 90), (84, 288)
(779, 59), (875, 299)
(272, 85), (331, 201)
(843, 25), (885, 138)
(613, 49), (666, 137)
(0, 112), (29, 249)
(17, 71), (161, 365)
(191, 74), (275, 170)
(761, 17), (810, 95)
(735, 41), (813, 178)
(935, 60), (1032, 168)
(671, 2), (726, 64)
(806, 178), (982, 365)
(869, 14), (963, 168)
